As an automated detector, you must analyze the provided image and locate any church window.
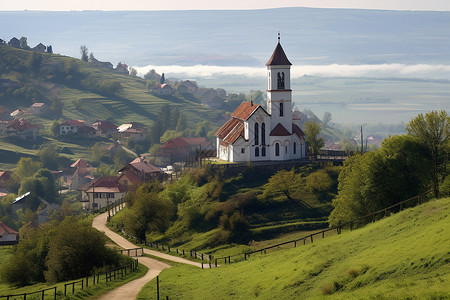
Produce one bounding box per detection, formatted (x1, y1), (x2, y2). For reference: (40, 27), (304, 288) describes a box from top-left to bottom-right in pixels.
(275, 143), (280, 156)
(277, 72), (285, 89)
(285, 146), (288, 154)
(254, 123), (259, 145)
(261, 123), (266, 145)
(293, 142), (297, 154)
(280, 103), (284, 117)
(255, 147), (259, 157)
(281, 72), (285, 89)
(262, 147), (266, 157)
(241, 148), (245, 154)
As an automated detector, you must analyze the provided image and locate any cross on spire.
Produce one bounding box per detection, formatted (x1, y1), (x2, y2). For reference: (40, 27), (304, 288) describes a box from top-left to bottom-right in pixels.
(278, 32), (280, 43)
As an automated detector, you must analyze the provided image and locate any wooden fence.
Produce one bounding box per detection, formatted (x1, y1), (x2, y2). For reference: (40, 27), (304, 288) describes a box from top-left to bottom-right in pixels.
(0, 259), (139, 300)
(146, 242), (213, 269)
(213, 190), (433, 266)
(118, 247), (144, 257)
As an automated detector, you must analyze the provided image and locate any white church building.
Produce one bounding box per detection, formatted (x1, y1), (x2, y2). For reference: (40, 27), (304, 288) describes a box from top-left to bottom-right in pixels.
(215, 39), (307, 162)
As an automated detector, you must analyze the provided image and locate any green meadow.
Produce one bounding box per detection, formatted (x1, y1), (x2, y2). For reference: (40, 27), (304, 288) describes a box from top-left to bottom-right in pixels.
(138, 197), (450, 299)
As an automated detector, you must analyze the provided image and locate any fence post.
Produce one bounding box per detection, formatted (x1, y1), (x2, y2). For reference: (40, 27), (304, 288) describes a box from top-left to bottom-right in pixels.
(294, 240), (297, 247)
(54, 286), (57, 300)
(215, 259), (218, 267)
(42, 290), (44, 300)
(81, 279), (84, 290)
(322, 231), (325, 238)
(157, 276), (160, 300)
(72, 282), (75, 294)
(65, 284), (67, 295)
(310, 235), (313, 243)
(228, 256), (231, 264)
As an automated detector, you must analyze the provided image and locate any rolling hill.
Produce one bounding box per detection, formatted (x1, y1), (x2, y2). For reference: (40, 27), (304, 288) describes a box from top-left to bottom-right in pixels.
(138, 197), (450, 299)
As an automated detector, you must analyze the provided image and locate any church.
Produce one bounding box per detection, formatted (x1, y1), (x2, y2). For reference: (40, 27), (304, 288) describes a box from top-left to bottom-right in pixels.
(215, 38), (307, 162)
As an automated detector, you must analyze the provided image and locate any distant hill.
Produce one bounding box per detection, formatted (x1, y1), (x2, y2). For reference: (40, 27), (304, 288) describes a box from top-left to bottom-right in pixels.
(1, 8), (449, 67)
(0, 45), (220, 128)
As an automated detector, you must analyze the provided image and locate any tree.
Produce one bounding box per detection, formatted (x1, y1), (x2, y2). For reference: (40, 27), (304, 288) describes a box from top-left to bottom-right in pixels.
(406, 110), (449, 197)
(322, 112), (332, 126)
(80, 45), (88, 62)
(304, 121), (324, 158)
(130, 68), (137, 77)
(328, 135), (431, 227)
(14, 158), (42, 180)
(19, 37), (30, 50)
(175, 112), (187, 132)
(38, 144), (59, 170)
(46, 45), (53, 53)
(262, 169), (311, 208)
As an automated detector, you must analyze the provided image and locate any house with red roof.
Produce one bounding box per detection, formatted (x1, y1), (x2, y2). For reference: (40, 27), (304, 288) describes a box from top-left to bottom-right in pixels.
(60, 119), (85, 135)
(29, 102), (47, 115)
(215, 38), (306, 162)
(6, 118), (41, 140)
(149, 83), (174, 96)
(80, 176), (127, 211)
(0, 222), (19, 244)
(117, 157), (161, 186)
(67, 159), (95, 190)
(92, 120), (118, 137)
(159, 137), (214, 164)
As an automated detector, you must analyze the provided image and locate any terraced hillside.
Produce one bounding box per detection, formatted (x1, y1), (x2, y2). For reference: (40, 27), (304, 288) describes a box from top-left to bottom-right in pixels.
(0, 45), (221, 169)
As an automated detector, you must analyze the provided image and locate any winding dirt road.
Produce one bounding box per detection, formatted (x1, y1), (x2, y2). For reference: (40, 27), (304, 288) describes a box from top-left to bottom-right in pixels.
(92, 211), (204, 299)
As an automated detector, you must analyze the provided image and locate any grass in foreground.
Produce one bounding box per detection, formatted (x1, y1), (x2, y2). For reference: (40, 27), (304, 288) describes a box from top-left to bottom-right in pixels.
(138, 197), (450, 299)
(0, 261), (147, 299)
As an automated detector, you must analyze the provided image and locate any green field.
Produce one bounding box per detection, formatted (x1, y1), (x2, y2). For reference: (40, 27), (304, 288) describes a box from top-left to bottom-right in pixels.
(138, 197), (450, 299)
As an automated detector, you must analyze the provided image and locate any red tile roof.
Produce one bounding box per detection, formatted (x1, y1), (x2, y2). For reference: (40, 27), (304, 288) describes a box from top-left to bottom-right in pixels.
(6, 119), (40, 131)
(161, 137), (212, 149)
(0, 222), (18, 235)
(215, 118), (245, 145)
(269, 123), (291, 136)
(231, 101), (261, 120)
(80, 176), (127, 193)
(292, 124), (305, 138)
(71, 159), (91, 169)
(266, 42), (292, 66)
(120, 158), (161, 174)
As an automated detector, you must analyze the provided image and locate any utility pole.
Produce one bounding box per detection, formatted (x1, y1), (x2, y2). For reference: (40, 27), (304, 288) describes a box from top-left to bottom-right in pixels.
(360, 126), (364, 154)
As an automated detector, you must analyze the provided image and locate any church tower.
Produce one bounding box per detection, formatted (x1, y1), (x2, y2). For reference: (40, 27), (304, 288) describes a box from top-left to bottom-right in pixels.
(266, 35), (293, 133)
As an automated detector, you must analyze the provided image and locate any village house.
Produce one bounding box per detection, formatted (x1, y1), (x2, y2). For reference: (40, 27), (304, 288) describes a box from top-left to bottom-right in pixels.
(117, 123), (147, 141)
(92, 120), (117, 137)
(8, 37), (20, 48)
(32, 43), (46, 52)
(195, 88), (225, 109)
(59, 119), (85, 135)
(6, 118), (41, 140)
(115, 63), (129, 75)
(29, 102), (47, 115)
(215, 38), (306, 162)
(150, 83), (174, 96)
(159, 137), (214, 164)
(10, 109), (24, 118)
(88, 57), (113, 69)
(0, 222), (19, 245)
(36, 199), (61, 224)
(181, 80), (199, 93)
(67, 159), (94, 190)
(80, 176), (127, 211)
(117, 157), (162, 186)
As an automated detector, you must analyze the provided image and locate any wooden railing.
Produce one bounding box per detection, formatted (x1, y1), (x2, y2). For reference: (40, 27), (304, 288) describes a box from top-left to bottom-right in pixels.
(213, 190), (433, 265)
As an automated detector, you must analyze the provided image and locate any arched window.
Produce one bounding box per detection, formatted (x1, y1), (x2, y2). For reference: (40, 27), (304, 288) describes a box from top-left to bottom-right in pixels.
(281, 72), (285, 89)
(293, 142), (297, 154)
(275, 143), (280, 156)
(254, 123), (259, 145)
(261, 123), (265, 145)
(262, 147), (266, 157)
(277, 72), (281, 89)
(285, 146), (288, 154)
(280, 103), (284, 117)
(255, 147), (259, 157)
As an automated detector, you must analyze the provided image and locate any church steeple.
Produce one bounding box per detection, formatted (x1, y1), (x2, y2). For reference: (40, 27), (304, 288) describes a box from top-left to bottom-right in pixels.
(266, 35), (293, 133)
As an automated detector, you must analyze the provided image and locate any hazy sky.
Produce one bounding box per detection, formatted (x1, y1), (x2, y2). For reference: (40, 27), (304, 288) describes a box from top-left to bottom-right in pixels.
(1, 0), (449, 11)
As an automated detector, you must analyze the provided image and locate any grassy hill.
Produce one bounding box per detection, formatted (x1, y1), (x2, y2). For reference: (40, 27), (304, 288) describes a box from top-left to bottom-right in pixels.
(138, 197), (450, 299)
(0, 45), (221, 169)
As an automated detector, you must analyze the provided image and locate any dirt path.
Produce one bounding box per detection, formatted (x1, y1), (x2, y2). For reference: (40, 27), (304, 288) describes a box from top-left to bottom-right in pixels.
(91, 211), (205, 299)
